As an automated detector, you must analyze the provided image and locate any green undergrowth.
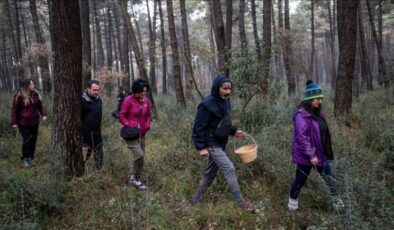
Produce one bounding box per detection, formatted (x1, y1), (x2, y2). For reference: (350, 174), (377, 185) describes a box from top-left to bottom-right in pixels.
(0, 90), (393, 229)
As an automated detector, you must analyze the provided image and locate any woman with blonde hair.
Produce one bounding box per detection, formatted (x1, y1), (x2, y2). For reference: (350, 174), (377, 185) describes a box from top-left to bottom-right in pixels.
(11, 79), (47, 167)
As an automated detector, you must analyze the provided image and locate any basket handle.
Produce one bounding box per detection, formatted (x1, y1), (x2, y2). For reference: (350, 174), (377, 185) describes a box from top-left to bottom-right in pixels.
(244, 133), (258, 148)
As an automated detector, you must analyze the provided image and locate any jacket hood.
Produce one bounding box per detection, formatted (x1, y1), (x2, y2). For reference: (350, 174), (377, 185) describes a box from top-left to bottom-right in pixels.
(211, 75), (232, 99)
(82, 91), (100, 103)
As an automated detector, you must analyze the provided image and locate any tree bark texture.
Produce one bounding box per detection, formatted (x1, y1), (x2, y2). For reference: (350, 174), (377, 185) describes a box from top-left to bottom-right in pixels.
(79, 0), (91, 87)
(334, 0), (358, 118)
(166, 0), (186, 106)
(158, 0), (167, 94)
(51, 0), (84, 177)
(284, 0), (295, 96)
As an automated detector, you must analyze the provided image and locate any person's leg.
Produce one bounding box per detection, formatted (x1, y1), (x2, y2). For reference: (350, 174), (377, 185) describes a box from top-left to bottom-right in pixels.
(126, 138), (146, 189)
(191, 155), (219, 204)
(93, 134), (103, 170)
(288, 165), (313, 210)
(28, 124), (39, 164)
(18, 125), (33, 161)
(209, 147), (244, 205)
(317, 162), (344, 209)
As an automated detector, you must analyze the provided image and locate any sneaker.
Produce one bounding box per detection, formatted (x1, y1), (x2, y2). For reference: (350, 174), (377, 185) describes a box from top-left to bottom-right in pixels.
(288, 197), (299, 211)
(239, 200), (256, 213)
(129, 175), (147, 190)
(21, 159), (31, 167)
(27, 158), (35, 166)
(333, 196), (345, 211)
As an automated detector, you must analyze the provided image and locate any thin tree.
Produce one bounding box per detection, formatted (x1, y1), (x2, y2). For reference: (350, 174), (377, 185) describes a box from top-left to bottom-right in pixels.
(310, 0), (316, 82)
(166, 0), (186, 106)
(225, 0), (233, 71)
(284, 0), (295, 96)
(105, 7), (113, 69)
(120, 0), (130, 91)
(79, 0), (91, 87)
(366, 0), (387, 87)
(51, 0), (84, 177)
(209, 0), (227, 76)
(327, 0), (337, 89)
(239, 0), (247, 52)
(92, 0), (104, 70)
(334, 0), (358, 118)
(146, 0), (158, 94)
(261, 0), (272, 95)
(158, 0), (167, 94)
(180, 0), (203, 99)
(251, 0), (262, 62)
(119, 0), (157, 117)
(358, 0), (373, 91)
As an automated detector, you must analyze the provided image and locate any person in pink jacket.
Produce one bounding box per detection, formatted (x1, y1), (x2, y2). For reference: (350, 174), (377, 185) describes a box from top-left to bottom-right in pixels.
(119, 79), (151, 190)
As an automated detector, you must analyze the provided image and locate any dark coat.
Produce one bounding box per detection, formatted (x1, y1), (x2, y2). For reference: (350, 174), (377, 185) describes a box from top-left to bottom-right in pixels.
(11, 91), (47, 126)
(192, 75), (237, 150)
(82, 92), (102, 137)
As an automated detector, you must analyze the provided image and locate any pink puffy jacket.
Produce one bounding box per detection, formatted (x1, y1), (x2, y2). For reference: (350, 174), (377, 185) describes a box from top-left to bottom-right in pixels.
(119, 95), (151, 138)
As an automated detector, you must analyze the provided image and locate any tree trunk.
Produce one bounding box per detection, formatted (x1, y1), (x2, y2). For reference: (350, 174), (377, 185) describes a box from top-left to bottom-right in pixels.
(251, 0), (262, 62)
(262, 0), (271, 95)
(327, 0), (337, 89)
(166, 0), (186, 106)
(12, 0), (25, 83)
(79, 0), (91, 87)
(92, 0), (104, 70)
(105, 7), (113, 69)
(284, 0), (295, 97)
(225, 0), (233, 73)
(158, 0), (167, 94)
(366, 0), (387, 87)
(51, 0), (84, 177)
(334, 0), (358, 119)
(131, 4), (144, 58)
(239, 0), (247, 51)
(310, 0), (316, 82)
(113, 3), (123, 73)
(21, 5), (37, 82)
(119, 0), (157, 116)
(358, 1), (373, 91)
(209, 0), (227, 76)
(120, 0), (130, 92)
(180, 0), (203, 100)
(147, 0), (158, 94)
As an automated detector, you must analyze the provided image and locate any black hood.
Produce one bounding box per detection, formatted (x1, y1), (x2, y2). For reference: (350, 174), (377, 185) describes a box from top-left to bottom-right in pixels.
(211, 75), (232, 99)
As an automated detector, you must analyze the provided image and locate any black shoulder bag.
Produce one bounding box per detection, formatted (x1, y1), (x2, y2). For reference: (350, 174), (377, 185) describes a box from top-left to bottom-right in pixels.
(120, 103), (142, 140)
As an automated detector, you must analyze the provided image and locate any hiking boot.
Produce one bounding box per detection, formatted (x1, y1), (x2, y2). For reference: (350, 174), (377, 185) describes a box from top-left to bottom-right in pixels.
(21, 158), (31, 167)
(333, 196), (345, 211)
(288, 197), (299, 211)
(27, 158), (35, 166)
(129, 175), (147, 190)
(239, 200), (256, 213)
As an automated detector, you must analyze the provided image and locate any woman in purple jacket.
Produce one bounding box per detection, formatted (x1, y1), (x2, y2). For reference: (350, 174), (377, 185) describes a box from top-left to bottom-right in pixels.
(119, 79), (151, 190)
(288, 81), (344, 212)
(11, 79), (47, 167)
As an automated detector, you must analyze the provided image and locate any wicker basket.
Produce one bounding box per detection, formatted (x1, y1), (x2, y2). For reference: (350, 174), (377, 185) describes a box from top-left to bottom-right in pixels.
(235, 134), (258, 163)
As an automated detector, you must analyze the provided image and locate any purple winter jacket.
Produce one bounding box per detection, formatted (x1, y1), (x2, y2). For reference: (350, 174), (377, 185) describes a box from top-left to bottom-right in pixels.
(11, 92), (47, 126)
(292, 107), (334, 166)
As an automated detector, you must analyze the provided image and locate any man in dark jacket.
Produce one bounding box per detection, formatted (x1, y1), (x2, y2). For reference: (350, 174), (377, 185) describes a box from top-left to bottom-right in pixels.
(82, 80), (103, 170)
(191, 75), (256, 212)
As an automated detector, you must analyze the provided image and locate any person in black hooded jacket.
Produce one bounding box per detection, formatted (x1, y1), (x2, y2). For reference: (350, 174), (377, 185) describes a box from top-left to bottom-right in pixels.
(191, 75), (256, 212)
(82, 80), (103, 170)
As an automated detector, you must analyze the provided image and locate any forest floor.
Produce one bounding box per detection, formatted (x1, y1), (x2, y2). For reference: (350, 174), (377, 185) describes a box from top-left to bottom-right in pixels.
(0, 88), (393, 229)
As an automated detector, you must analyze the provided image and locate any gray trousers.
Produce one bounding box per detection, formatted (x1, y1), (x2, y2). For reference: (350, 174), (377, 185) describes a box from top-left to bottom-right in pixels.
(192, 147), (244, 205)
(125, 137), (145, 179)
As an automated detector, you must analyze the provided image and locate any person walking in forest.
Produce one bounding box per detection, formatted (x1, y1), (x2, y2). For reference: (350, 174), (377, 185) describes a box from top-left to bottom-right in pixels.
(191, 75), (256, 212)
(288, 80), (345, 212)
(111, 87), (128, 119)
(11, 79), (47, 167)
(82, 80), (103, 170)
(119, 79), (151, 190)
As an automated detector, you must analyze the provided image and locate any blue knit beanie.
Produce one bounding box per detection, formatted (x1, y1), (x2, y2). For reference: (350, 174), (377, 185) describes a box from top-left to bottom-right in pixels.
(304, 80), (323, 100)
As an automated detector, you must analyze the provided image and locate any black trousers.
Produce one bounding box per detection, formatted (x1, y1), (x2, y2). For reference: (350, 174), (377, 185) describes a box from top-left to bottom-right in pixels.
(83, 132), (103, 169)
(18, 124), (39, 160)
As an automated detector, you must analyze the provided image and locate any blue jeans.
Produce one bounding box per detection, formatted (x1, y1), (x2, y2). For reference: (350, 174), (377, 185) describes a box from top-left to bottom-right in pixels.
(290, 162), (338, 200)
